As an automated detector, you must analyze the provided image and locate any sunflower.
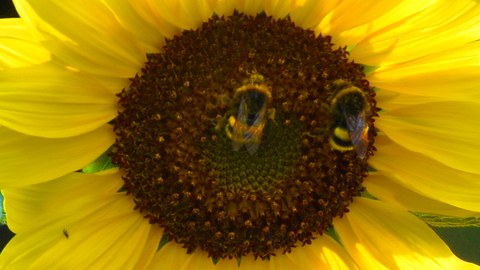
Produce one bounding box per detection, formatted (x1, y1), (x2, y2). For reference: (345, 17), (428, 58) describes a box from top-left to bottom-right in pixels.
(1, 0), (479, 269)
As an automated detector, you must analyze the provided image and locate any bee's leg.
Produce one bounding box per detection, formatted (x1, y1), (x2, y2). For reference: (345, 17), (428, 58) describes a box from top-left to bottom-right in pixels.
(245, 142), (260, 155)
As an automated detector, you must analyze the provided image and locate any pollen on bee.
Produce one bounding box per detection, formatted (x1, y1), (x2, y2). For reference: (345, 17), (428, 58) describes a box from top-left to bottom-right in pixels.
(267, 108), (276, 123)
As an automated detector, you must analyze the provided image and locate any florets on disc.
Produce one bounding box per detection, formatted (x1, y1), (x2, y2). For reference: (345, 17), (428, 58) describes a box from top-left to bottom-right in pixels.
(111, 11), (377, 259)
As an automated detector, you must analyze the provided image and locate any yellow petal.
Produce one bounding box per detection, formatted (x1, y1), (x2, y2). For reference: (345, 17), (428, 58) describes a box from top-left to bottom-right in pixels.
(288, 0), (341, 30)
(335, 197), (479, 270)
(129, 0), (182, 40)
(0, 64), (117, 138)
(365, 173), (480, 217)
(263, 0), (298, 19)
(377, 101), (480, 174)
(370, 135), (480, 213)
(148, 242), (216, 270)
(331, 0), (436, 49)
(375, 90), (460, 112)
(213, 0), (263, 16)
(145, 0), (214, 31)
(90, 73), (131, 95)
(286, 235), (360, 269)
(213, 242), (321, 270)
(0, 18), (50, 68)
(0, 173), (161, 269)
(349, 0), (480, 66)
(368, 42), (480, 100)
(14, 0), (146, 77)
(315, 0), (405, 41)
(3, 171), (123, 233)
(102, 0), (167, 53)
(214, 258), (240, 269)
(0, 124), (114, 188)
(237, 253), (298, 270)
(239, 0), (264, 15)
(35, 196), (160, 269)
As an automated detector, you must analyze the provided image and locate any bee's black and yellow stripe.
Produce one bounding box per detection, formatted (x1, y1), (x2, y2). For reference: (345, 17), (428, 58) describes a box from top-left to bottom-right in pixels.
(328, 79), (369, 153)
(234, 84), (272, 102)
(329, 126), (355, 151)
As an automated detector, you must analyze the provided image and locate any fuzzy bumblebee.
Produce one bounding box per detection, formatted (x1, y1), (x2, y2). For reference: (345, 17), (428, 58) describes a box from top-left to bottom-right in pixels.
(225, 84), (273, 155)
(329, 79), (370, 159)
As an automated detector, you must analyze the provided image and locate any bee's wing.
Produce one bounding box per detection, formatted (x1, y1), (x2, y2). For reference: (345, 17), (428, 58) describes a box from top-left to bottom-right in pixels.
(230, 127), (243, 151)
(232, 96), (266, 155)
(232, 97), (249, 150)
(244, 113), (265, 154)
(344, 111), (368, 158)
(245, 142), (260, 155)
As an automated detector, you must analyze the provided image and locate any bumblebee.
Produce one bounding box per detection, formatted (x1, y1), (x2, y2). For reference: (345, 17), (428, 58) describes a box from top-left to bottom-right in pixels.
(225, 84), (273, 155)
(329, 79), (370, 159)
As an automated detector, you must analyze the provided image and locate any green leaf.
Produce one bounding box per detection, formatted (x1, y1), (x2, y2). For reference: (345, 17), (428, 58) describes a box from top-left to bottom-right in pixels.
(326, 226), (342, 244)
(158, 234), (169, 251)
(0, 191), (6, 225)
(362, 65), (379, 75)
(415, 213), (480, 228)
(82, 150), (116, 173)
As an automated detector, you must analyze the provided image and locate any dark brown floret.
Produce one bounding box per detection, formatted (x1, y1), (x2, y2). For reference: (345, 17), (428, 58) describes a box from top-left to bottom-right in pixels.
(111, 12), (377, 259)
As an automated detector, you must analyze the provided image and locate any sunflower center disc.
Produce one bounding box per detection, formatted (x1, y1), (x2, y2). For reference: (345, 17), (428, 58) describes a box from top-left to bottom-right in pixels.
(112, 12), (377, 259)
